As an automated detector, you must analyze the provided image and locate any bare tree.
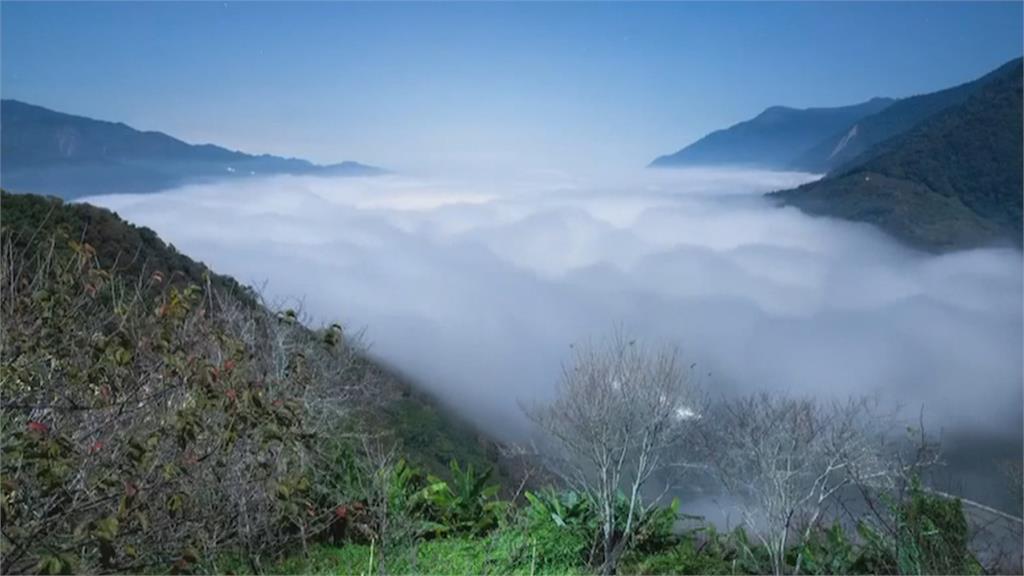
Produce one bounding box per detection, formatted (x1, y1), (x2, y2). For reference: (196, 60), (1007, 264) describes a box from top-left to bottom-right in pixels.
(526, 332), (702, 574)
(700, 393), (891, 575)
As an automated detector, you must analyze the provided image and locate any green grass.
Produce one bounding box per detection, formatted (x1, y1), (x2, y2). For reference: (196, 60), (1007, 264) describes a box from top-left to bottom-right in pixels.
(221, 537), (582, 576)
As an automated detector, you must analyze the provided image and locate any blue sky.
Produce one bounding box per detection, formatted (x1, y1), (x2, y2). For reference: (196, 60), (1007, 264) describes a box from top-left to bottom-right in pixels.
(2, 2), (1021, 174)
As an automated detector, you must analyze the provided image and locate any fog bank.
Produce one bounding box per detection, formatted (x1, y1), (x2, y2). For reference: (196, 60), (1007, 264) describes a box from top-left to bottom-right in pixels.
(85, 168), (1022, 497)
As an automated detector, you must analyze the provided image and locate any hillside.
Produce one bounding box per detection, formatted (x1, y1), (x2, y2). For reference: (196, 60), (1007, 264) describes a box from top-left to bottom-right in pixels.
(0, 189), (503, 490)
(1, 192), (1008, 575)
(792, 58), (1023, 173)
(1, 190), (517, 573)
(769, 59), (1023, 252)
(0, 100), (385, 199)
(649, 98), (894, 170)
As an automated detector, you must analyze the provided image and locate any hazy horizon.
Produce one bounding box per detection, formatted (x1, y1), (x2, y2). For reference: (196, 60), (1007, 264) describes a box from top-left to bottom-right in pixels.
(3, 3), (1023, 573)
(3, 1), (1022, 174)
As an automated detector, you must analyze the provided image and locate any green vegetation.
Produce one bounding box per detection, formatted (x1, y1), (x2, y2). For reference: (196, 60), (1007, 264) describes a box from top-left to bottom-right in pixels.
(772, 58), (1023, 251)
(378, 396), (503, 482)
(213, 472), (980, 576)
(419, 461), (507, 537)
(0, 191), (502, 573)
(0, 190), (253, 298)
(0, 192), (999, 573)
(791, 59), (1021, 173)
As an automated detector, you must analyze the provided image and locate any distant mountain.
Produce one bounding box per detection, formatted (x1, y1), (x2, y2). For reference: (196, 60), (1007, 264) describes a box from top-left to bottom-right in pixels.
(770, 58), (1023, 252)
(649, 98), (895, 170)
(0, 100), (385, 198)
(791, 59), (1023, 173)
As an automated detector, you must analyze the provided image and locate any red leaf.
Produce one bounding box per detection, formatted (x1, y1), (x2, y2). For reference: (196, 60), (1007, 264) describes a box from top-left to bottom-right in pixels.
(26, 421), (48, 434)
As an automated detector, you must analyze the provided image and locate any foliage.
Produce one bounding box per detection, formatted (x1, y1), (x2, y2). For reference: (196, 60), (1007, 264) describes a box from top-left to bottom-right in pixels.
(519, 487), (684, 572)
(419, 460), (506, 537)
(220, 537), (579, 576)
(781, 479), (982, 576)
(793, 523), (859, 575)
(0, 230), (321, 573)
(792, 59), (1017, 173)
(523, 489), (599, 570)
(0, 191), (255, 303)
(0, 191), (1001, 575)
(310, 439), (433, 550)
(380, 396), (503, 483)
(0, 192), (506, 573)
(525, 488), (596, 531)
(233, 479), (988, 576)
(772, 57), (1023, 251)
(629, 496), (682, 554)
(855, 479), (981, 576)
(621, 530), (738, 575)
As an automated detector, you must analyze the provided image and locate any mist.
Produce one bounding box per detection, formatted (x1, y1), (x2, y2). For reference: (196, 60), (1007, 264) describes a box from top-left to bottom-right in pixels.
(83, 168), (1022, 505)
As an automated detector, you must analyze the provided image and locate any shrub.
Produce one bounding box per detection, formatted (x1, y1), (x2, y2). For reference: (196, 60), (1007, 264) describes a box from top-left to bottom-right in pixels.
(628, 497), (681, 554)
(521, 489), (598, 569)
(793, 523), (858, 575)
(622, 533), (734, 575)
(419, 460), (507, 537)
(0, 225), (367, 572)
(520, 489), (687, 571)
(855, 479), (981, 575)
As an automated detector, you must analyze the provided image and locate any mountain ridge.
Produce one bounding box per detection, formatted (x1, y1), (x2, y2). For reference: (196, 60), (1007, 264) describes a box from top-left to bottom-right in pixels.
(650, 97), (896, 170)
(769, 58), (1023, 252)
(791, 58), (1024, 173)
(1, 99), (386, 198)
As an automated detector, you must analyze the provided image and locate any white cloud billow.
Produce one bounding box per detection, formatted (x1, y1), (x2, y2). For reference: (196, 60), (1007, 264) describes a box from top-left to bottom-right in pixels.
(84, 168), (1022, 450)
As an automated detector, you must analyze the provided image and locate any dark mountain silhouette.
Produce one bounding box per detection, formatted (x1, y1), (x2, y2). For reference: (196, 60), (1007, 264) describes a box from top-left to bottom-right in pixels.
(770, 58), (1023, 252)
(791, 59), (1023, 173)
(1, 100), (385, 198)
(649, 98), (894, 170)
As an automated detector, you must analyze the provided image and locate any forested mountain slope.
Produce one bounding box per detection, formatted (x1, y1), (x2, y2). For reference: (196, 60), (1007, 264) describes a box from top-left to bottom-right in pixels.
(770, 60), (1023, 252)
(650, 98), (894, 170)
(792, 58), (1023, 173)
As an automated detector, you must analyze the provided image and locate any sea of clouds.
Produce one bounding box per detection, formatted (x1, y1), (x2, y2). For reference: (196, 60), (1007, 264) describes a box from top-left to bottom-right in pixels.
(84, 168), (1022, 504)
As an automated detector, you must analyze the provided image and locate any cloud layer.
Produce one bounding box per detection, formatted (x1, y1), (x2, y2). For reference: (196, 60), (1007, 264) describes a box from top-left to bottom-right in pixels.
(85, 169), (1022, 458)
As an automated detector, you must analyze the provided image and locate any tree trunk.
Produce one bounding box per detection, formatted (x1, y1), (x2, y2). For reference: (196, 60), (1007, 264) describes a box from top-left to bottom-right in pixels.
(602, 535), (630, 575)
(601, 521), (615, 575)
